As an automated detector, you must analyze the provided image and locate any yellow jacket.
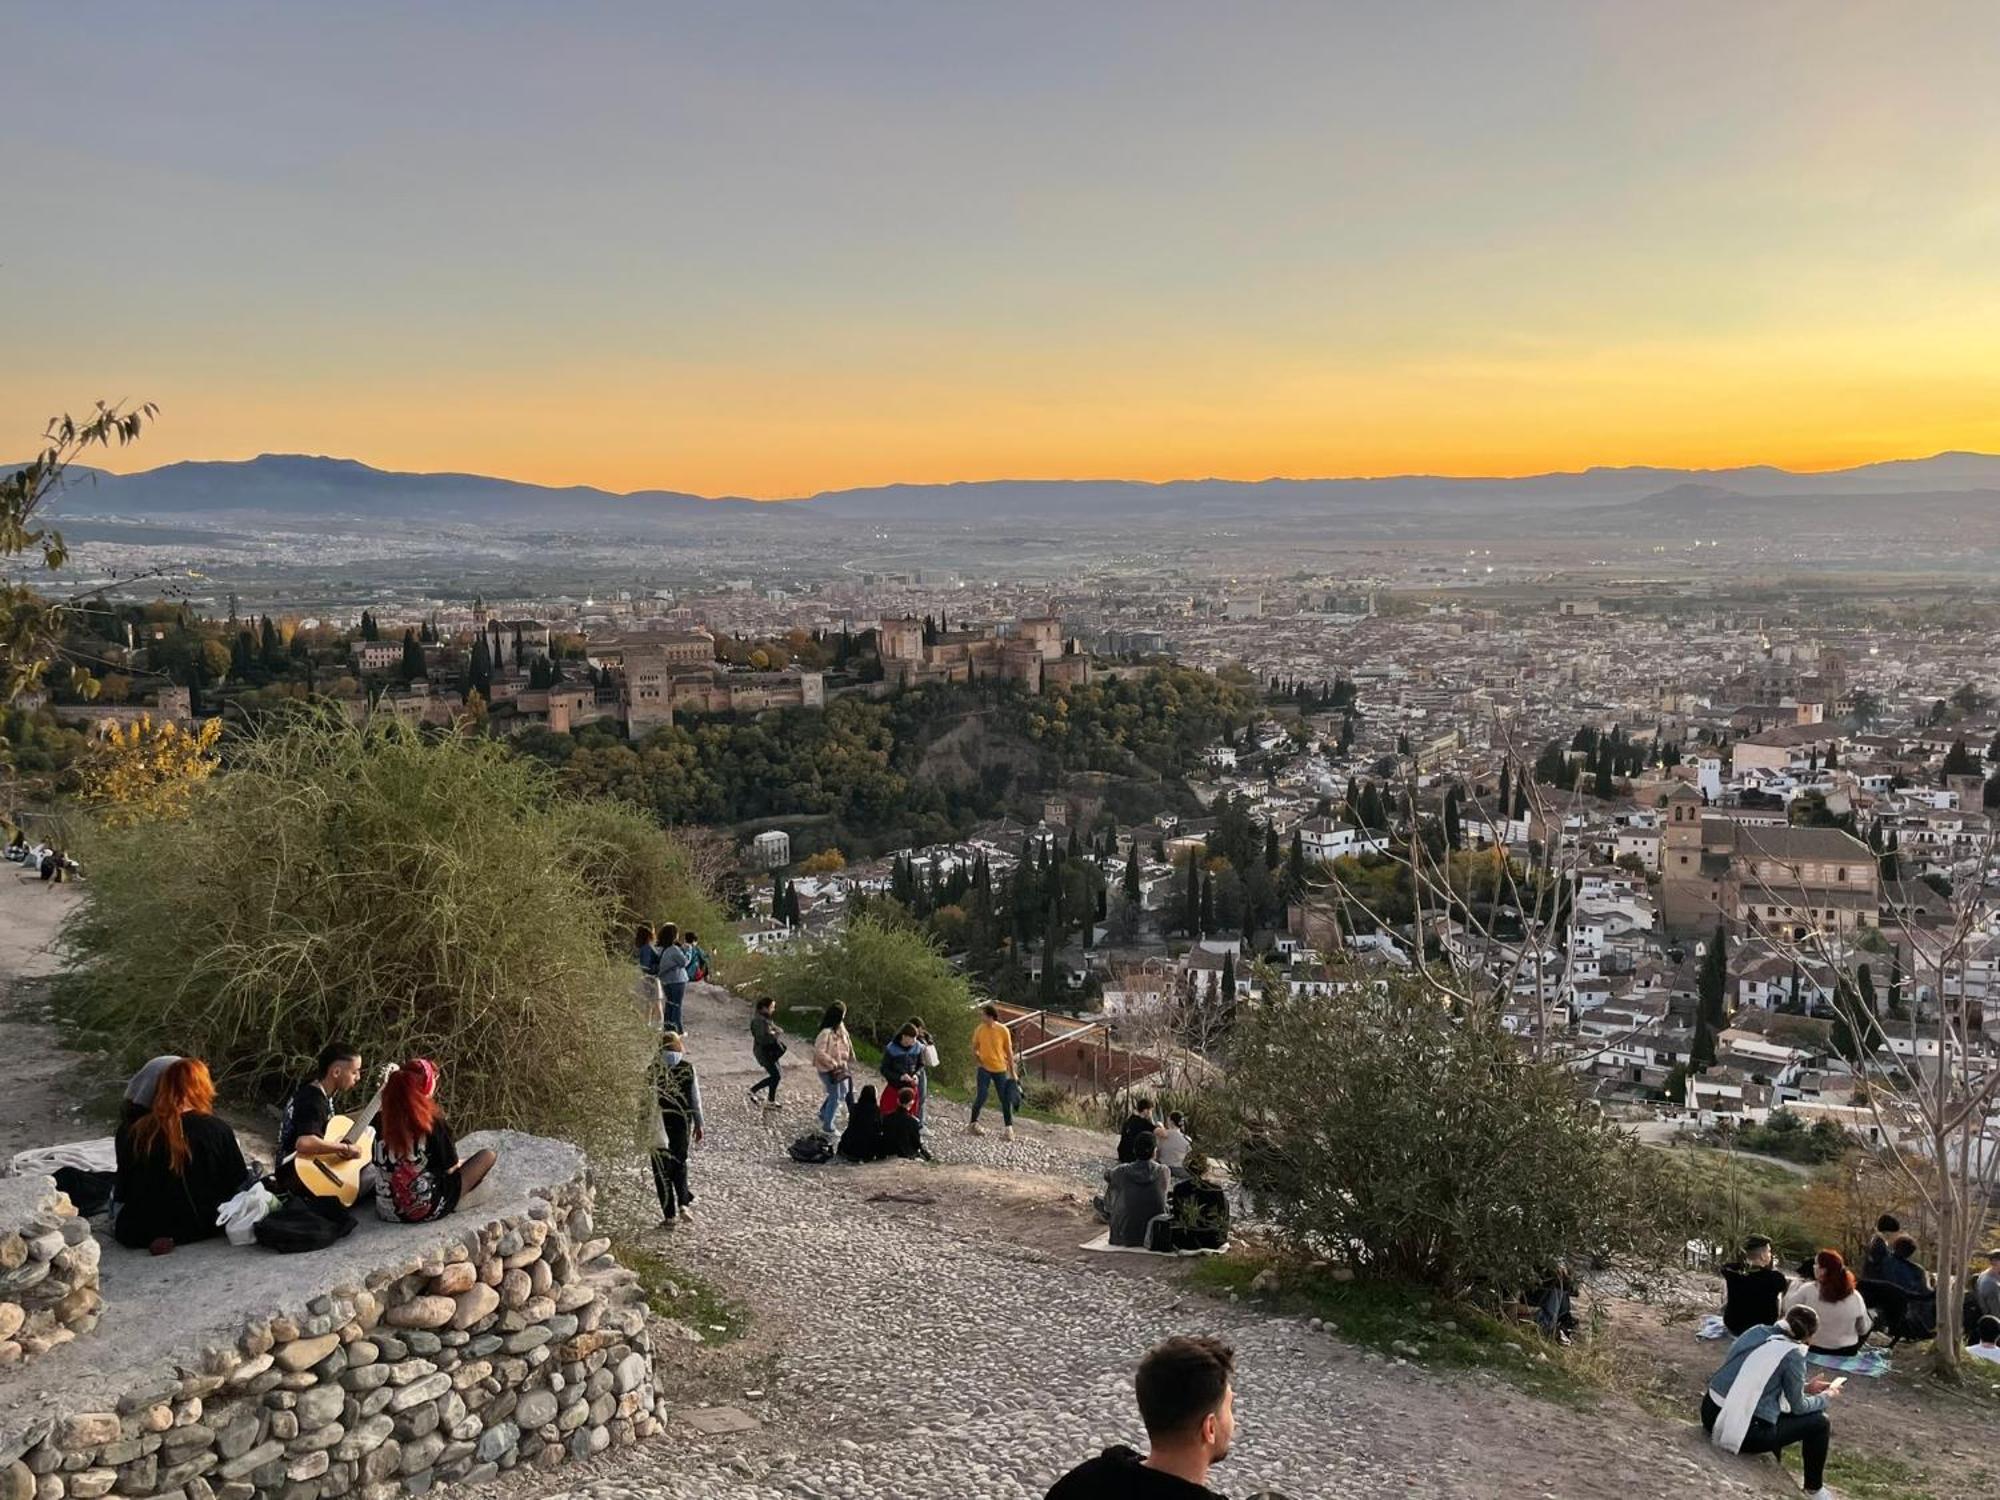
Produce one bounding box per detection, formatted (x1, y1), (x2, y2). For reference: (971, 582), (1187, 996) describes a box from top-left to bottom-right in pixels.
(972, 1018), (1014, 1074)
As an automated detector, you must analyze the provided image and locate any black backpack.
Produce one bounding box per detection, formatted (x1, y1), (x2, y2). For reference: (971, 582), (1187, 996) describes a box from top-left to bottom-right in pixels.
(787, 1132), (833, 1165)
(255, 1195), (357, 1253)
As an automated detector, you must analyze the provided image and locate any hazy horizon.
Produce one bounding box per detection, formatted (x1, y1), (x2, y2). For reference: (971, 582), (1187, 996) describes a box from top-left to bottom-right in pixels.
(9, 2), (2000, 497)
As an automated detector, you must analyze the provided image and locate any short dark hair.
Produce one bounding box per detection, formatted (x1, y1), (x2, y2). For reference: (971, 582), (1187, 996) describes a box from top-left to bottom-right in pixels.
(316, 1042), (360, 1075)
(897, 1023), (918, 1040)
(755, 996), (776, 1012)
(1876, 1213), (1900, 1233)
(982, 1003), (1000, 1020)
(1892, 1235), (1918, 1260)
(1979, 1315), (2000, 1344)
(1743, 1234), (1772, 1254)
(1134, 1096), (1154, 1113)
(658, 922), (678, 945)
(1134, 1336), (1234, 1441)
(1168, 1111), (1186, 1128)
(682, 931), (699, 943)
(1132, 1131), (1158, 1161)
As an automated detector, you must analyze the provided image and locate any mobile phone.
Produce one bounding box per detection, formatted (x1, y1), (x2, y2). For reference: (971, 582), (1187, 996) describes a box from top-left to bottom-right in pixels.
(1825, 1376), (1846, 1392)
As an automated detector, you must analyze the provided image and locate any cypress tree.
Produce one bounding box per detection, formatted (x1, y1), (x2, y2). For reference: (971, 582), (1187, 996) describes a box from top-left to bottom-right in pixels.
(1698, 922), (1729, 1031)
(400, 629), (425, 683)
(1199, 871), (1215, 936)
(1123, 845), (1141, 902)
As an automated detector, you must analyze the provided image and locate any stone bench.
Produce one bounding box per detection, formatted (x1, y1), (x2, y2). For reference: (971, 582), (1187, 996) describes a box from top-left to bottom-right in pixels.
(0, 1131), (660, 1500)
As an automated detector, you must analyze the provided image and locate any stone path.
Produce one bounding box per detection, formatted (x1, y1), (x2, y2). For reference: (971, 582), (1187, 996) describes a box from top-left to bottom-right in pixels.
(522, 983), (1783, 1500)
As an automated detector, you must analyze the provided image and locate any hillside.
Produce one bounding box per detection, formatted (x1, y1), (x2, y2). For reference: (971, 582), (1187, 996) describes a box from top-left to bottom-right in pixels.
(38, 450), (2000, 529)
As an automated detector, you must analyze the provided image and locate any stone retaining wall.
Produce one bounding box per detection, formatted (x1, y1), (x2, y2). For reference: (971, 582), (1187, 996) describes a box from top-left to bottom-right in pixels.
(0, 1132), (658, 1500)
(0, 1177), (103, 1367)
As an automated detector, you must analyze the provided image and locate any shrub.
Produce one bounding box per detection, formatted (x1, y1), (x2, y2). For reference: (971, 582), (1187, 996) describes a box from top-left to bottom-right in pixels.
(557, 797), (736, 964)
(1224, 978), (1679, 1298)
(762, 916), (978, 1087)
(57, 713), (679, 1151)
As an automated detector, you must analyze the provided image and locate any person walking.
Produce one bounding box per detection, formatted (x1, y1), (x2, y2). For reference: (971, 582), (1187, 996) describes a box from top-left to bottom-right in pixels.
(1700, 1305), (1841, 1500)
(812, 1002), (855, 1136)
(632, 924), (664, 1031)
(654, 922), (692, 1034)
(968, 1003), (1017, 1141)
(649, 1031), (704, 1225)
(748, 996), (786, 1108)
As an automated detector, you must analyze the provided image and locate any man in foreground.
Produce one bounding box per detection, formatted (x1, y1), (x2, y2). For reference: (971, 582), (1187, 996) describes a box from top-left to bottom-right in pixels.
(1046, 1335), (1237, 1498)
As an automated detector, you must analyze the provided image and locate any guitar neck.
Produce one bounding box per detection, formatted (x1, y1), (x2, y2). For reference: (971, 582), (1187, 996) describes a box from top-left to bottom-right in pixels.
(339, 1064), (399, 1143)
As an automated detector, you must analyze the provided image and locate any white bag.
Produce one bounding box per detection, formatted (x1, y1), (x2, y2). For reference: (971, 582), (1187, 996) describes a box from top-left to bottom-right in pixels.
(216, 1183), (281, 1246)
(921, 1042), (940, 1069)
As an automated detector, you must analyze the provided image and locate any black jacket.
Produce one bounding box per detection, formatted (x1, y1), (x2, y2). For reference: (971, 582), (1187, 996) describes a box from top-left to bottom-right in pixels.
(1046, 1447), (1223, 1499)
(113, 1112), (249, 1249)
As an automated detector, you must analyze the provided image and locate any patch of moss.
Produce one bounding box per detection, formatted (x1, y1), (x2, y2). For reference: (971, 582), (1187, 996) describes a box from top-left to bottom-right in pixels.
(609, 1237), (748, 1346)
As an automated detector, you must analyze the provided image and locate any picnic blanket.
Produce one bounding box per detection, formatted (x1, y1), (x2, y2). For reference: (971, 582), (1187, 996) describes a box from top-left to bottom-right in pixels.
(1080, 1230), (1228, 1258)
(1805, 1347), (1892, 1378)
(1696, 1314), (1732, 1340)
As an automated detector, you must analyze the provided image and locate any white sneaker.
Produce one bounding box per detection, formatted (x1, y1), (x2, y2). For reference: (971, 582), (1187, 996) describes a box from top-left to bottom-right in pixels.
(1004, 1126), (1016, 1142)
(966, 1121), (985, 1135)
(1802, 1487), (1834, 1500)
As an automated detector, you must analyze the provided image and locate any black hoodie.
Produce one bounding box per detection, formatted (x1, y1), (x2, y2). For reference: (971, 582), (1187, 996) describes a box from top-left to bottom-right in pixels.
(1046, 1446), (1223, 1499)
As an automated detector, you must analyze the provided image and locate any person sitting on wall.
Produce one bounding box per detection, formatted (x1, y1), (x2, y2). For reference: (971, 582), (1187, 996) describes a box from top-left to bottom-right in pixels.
(113, 1058), (250, 1254)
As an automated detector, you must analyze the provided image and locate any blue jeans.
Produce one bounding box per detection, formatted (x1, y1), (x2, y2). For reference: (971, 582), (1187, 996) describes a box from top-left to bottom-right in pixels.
(664, 982), (686, 1034)
(818, 1071), (848, 1134)
(972, 1068), (1014, 1127)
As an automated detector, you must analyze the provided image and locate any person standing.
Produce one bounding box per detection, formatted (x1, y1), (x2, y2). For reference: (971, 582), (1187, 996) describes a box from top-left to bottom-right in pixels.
(655, 922), (692, 1035)
(649, 1031), (704, 1225)
(1974, 1248), (2000, 1320)
(1046, 1336), (1237, 1499)
(276, 1041), (366, 1195)
(812, 1002), (855, 1136)
(1720, 1235), (1792, 1336)
(1700, 1305), (1841, 1500)
(683, 931), (710, 984)
(882, 1018), (933, 1124)
(968, 1003), (1017, 1141)
(748, 997), (786, 1108)
(633, 924), (664, 1031)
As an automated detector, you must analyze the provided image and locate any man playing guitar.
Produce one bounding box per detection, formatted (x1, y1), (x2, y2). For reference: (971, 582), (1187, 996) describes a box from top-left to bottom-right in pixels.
(277, 1042), (365, 1193)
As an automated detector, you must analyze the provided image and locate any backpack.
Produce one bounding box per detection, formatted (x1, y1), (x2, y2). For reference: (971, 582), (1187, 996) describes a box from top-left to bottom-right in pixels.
(787, 1132), (833, 1165)
(254, 1195), (356, 1253)
(656, 1056), (696, 1122)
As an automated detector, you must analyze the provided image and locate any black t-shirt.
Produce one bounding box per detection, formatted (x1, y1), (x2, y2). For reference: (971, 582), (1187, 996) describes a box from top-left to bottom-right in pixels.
(1046, 1448), (1222, 1500)
(1720, 1264), (1790, 1335)
(279, 1080), (333, 1159)
(1117, 1115), (1157, 1163)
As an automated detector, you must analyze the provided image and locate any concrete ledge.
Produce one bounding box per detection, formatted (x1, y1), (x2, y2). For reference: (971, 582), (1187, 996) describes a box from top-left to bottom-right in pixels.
(0, 1130), (661, 1500)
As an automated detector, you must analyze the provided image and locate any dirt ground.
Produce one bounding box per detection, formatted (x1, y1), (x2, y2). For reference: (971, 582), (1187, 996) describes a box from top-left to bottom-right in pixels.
(0, 874), (101, 1160)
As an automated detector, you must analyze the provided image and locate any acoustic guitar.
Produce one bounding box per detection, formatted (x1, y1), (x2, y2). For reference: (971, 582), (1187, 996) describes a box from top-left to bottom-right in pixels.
(286, 1064), (397, 1207)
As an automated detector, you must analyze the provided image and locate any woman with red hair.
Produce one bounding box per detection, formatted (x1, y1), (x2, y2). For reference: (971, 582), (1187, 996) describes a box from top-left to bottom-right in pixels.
(369, 1059), (497, 1223)
(112, 1057), (249, 1253)
(1783, 1250), (1873, 1355)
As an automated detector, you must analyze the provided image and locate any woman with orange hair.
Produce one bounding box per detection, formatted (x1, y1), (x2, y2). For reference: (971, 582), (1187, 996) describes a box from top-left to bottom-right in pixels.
(112, 1058), (250, 1253)
(369, 1059), (497, 1224)
(1783, 1249), (1874, 1355)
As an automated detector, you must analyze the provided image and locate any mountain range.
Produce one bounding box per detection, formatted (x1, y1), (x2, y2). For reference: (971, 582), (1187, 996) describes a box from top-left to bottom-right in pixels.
(37, 450), (2000, 530)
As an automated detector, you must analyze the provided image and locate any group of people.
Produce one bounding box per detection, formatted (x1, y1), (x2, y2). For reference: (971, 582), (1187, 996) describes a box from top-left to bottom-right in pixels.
(632, 921), (708, 1034)
(801, 1000), (935, 1162)
(5, 828), (76, 883)
(1100, 1098), (1230, 1254)
(1703, 1221), (2000, 1497)
(110, 1043), (498, 1255)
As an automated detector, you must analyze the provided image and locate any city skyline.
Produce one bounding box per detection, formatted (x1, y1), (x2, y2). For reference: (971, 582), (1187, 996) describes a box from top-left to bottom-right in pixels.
(9, 2), (2000, 497)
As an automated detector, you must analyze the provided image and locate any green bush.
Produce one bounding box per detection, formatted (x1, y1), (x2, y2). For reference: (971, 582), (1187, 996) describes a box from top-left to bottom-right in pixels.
(1224, 978), (1682, 1298)
(557, 797), (736, 964)
(56, 713), (686, 1152)
(762, 916), (978, 1087)
(1734, 1108), (1850, 1165)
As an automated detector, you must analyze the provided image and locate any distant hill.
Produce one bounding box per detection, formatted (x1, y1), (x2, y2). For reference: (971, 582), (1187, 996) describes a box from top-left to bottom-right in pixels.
(34, 449), (2000, 529)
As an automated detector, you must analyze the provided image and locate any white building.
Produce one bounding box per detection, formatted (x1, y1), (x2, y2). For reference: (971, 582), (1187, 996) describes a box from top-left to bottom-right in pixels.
(751, 829), (792, 869)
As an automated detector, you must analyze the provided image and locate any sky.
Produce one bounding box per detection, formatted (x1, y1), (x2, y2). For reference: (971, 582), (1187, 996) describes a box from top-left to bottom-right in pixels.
(7, 1), (2000, 499)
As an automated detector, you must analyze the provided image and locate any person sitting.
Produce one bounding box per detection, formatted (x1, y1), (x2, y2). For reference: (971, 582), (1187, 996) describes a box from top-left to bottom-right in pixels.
(1880, 1234), (1936, 1336)
(1117, 1097), (1159, 1164)
(120, 1055), (184, 1128)
(837, 1084), (887, 1163)
(1860, 1213), (1899, 1280)
(1784, 1250), (1873, 1356)
(1969, 1315), (2000, 1367)
(5, 828), (26, 860)
(1701, 1304), (1841, 1500)
(882, 1087), (931, 1161)
(1531, 1262), (1579, 1344)
(1720, 1234), (1791, 1336)
(1164, 1152), (1230, 1251)
(1104, 1131), (1172, 1248)
(276, 1042), (366, 1195)
(1046, 1335), (1237, 1499)
(1976, 1248), (2000, 1321)
(113, 1058), (250, 1253)
(370, 1059), (496, 1223)
(1154, 1112), (1192, 1176)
